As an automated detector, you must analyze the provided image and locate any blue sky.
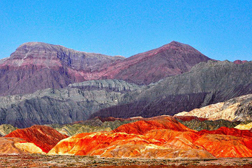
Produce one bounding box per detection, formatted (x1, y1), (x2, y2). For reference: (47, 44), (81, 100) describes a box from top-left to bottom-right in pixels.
(0, 0), (251, 61)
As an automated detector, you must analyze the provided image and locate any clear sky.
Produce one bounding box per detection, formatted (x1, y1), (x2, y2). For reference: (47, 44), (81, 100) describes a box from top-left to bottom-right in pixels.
(0, 0), (251, 61)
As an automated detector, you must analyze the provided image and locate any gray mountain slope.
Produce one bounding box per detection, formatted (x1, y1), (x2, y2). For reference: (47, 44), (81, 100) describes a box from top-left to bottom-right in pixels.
(91, 60), (252, 119)
(0, 79), (142, 128)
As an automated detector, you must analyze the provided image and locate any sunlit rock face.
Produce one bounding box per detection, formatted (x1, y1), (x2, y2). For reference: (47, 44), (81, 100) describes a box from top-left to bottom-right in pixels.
(48, 131), (214, 158)
(0, 137), (44, 154)
(235, 122), (252, 130)
(14, 142), (45, 154)
(0, 137), (29, 154)
(48, 116), (252, 159)
(176, 94), (252, 122)
(112, 116), (193, 134)
(5, 125), (68, 153)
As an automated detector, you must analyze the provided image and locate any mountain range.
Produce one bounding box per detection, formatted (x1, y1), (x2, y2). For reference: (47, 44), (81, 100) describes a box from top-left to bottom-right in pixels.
(0, 41), (210, 96)
(0, 41), (251, 128)
(1, 40), (252, 166)
(91, 60), (252, 119)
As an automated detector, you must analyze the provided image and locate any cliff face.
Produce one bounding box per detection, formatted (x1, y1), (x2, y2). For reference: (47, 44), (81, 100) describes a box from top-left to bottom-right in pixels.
(0, 41), (210, 96)
(91, 61), (252, 119)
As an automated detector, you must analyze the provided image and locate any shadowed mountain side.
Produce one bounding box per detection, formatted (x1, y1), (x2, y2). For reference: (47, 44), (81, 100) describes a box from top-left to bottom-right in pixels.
(0, 41), (210, 95)
(0, 79), (142, 128)
(90, 93), (208, 118)
(91, 61), (252, 119)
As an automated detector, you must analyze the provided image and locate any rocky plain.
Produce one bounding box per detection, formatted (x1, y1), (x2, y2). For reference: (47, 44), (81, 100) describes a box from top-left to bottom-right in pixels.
(0, 41), (252, 167)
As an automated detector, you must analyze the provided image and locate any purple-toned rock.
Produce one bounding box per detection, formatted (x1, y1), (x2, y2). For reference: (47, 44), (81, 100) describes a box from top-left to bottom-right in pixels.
(0, 41), (211, 95)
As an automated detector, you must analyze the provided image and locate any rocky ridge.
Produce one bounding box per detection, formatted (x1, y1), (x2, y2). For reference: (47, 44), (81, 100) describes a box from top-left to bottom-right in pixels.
(0, 79), (141, 127)
(0, 41), (211, 95)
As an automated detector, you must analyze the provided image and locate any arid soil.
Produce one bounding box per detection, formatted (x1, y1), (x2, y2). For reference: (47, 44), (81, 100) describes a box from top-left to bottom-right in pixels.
(0, 154), (252, 168)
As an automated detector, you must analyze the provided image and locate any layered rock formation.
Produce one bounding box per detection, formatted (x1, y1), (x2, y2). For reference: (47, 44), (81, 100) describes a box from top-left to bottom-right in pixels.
(5, 125), (67, 153)
(0, 137), (32, 154)
(175, 117), (240, 131)
(48, 116), (252, 158)
(49, 117), (137, 136)
(0, 41), (210, 96)
(0, 42), (125, 96)
(103, 41), (211, 84)
(176, 94), (252, 122)
(0, 79), (141, 127)
(1, 41), (252, 128)
(91, 61), (252, 119)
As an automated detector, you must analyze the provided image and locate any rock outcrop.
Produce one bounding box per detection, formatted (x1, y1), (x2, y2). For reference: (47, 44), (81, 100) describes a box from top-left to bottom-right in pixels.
(176, 94), (252, 122)
(5, 125), (67, 153)
(235, 122), (252, 130)
(0, 137), (44, 154)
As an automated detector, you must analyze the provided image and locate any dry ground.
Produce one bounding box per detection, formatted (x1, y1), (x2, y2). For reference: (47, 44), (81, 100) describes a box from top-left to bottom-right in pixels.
(0, 154), (252, 168)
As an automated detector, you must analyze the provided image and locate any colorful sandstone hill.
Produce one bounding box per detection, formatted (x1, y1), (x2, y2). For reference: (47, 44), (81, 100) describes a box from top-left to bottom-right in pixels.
(5, 125), (68, 153)
(1, 116), (252, 159)
(47, 116), (252, 158)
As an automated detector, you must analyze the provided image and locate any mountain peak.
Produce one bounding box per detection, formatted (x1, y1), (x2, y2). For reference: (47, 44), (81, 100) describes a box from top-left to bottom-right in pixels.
(159, 41), (199, 52)
(19, 42), (51, 47)
(15, 42), (70, 54)
(169, 40), (183, 46)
